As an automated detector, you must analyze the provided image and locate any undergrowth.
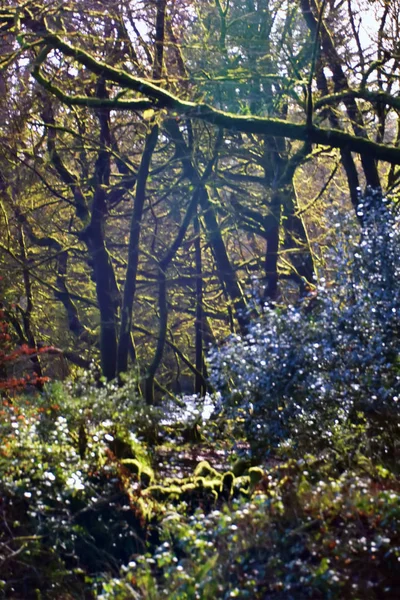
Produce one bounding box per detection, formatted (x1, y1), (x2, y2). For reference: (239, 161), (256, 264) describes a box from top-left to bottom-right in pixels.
(0, 191), (399, 599)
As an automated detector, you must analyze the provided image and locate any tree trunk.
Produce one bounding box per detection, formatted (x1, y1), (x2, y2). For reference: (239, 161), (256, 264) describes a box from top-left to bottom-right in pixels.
(194, 214), (205, 395)
(117, 124), (159, 374)
(263, 191), (281, 301)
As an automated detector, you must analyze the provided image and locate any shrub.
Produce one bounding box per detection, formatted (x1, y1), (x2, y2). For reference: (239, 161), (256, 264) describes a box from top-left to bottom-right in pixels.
(2, 191), (400, 599)
(98, 457), (400, 600)
(0, 374), (164, 598)
(0, 307), (50, 394)
(208, 190), (400, 460)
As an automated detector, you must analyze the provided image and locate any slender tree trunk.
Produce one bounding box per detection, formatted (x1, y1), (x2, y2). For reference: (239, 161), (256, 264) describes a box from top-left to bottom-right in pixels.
(165, 119), (248, 332)
(145, 269), (167, 404)
(301, 0), (381, 190)
(55, 251), (95, 344)
(87, 187), (119, 380)
(193, 213), (205, 395)
(117, 123), (159, 374)
(262, 140), (315, 298)
(282, 187), (315, 288)
(144, 185), (202, 403)
(86, 80), (120, 380)
(315, 60), (361, 210)
(17, 224), (43, 388)
(118, 0), (166, 376)
(263, 191), (281, 301)
(199, 187), (248, 332)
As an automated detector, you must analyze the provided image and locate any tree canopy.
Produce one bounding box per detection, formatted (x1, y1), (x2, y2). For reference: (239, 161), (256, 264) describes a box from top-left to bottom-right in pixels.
(1, 0), (400, 391)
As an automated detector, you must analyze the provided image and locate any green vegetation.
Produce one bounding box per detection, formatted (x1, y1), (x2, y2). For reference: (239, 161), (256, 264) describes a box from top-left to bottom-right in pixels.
(1, 1), (400, 598)
(1, 200), (400, 597)
(0, 372), (399, 599)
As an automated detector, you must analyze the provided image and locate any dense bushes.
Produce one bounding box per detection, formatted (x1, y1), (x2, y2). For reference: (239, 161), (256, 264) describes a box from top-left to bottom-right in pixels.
(100, 458), (400, 599)
(0, 375), (164, 598)
(3, 377), (399, 599)
(209, 190), (400, 460)
(1, 372), (399, 598)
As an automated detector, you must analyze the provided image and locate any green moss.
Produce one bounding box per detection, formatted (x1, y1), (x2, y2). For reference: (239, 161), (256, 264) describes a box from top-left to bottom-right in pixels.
(181, 483), (197, 494)
(249, 467), (264, 487)
(207, 479), (223, 492)
(232, 458), (252, 477)
(121, 458), (141, 475)
(146, 485), (166, 501)
(201, 481), (219, 504)
(194, 460), (220, 479)
(166, 476), (192, 486)
(147, 484), (183, 502)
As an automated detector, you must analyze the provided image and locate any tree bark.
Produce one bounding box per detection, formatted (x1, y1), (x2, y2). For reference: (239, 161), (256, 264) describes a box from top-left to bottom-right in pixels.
(300, 0), (381, 190)
(193, 214), (206, 396)
(117, 123), (159, 374)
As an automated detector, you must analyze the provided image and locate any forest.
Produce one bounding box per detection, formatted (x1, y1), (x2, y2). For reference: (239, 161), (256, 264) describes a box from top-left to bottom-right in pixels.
(0, 0), (400, 598)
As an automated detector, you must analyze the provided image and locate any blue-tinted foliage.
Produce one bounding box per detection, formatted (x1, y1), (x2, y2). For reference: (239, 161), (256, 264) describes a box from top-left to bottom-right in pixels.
(209, 190), (400, 454)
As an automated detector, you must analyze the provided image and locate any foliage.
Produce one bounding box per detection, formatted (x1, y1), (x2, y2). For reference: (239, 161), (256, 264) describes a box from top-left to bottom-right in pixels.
(0, 374), (164, 599)
(1, 1), (400, 597)
(0, 307), (49, 393)
(209, 190), (400, 460)
(2, 0), (400, 384)
(0, 353), (399, 598)
(98, 457), (400, 600)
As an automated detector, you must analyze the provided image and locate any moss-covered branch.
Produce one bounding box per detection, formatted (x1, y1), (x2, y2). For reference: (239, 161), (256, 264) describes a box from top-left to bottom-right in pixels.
(32, 67), (154, 111)
(314, 88), (400, 113)
(31, 33), (400, 166)
(2, 7), (400, 166)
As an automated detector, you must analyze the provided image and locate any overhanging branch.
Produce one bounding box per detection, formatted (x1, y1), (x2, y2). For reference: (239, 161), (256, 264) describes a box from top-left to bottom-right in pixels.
(16, 27), (400, 167)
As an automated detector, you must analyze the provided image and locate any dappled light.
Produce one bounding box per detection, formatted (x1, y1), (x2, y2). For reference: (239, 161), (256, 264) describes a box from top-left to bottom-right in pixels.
(1, 1), (400, 598)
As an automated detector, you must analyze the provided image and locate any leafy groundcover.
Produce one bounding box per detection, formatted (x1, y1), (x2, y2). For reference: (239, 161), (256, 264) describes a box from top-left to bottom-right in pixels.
(0, 379), (399, 600)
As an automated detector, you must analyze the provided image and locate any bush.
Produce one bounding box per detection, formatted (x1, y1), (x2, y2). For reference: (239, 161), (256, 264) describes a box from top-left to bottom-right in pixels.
(0, 373), (164, 598)
(208, 190), (400, 460)
(1, 191), (400, 599)
(98, 457), (400, 600)
(0, 308), (49, 394)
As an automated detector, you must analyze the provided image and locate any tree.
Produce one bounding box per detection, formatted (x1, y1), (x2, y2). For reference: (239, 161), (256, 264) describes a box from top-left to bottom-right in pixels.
(1, 0), (400, 391)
